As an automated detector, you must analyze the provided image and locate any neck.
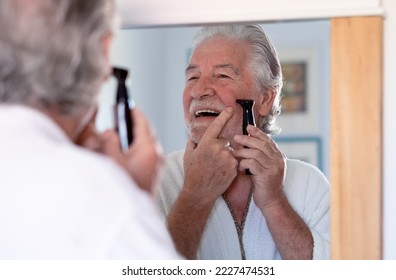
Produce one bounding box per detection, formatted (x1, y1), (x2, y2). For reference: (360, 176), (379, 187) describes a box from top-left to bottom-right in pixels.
(40, 108), (81, 142)
(223, 172), (253, 226)
(225, 172), (252, 199)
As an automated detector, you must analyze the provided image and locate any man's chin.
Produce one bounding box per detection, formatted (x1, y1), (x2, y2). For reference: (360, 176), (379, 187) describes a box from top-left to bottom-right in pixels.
(188, 125), (207, 144)
(189, 131), (203, 144)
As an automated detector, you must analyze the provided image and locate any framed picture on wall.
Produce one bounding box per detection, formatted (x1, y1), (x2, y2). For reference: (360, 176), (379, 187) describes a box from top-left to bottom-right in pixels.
(274, 136), (322, 171)
(276, 48), (320, 135)
(281, 62), (307, 113)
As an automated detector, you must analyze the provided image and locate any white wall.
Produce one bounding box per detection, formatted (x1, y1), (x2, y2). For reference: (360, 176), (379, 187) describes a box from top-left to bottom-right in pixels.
(265, 21), (330, 176)
(96, 26), (199, 152)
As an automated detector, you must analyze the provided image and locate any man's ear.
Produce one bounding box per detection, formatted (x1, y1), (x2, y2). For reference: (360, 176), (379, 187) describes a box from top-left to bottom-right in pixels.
(101, 32), (113, 80)
(258, 89), (277, 117)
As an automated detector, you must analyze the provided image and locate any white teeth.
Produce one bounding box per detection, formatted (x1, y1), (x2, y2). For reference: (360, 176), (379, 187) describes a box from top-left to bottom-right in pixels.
(195, 110), (220, 117)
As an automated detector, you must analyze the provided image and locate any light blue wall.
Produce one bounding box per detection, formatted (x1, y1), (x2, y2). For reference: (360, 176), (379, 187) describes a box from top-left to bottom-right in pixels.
(263, 21), (330, 177)
(97, 26), (199, 153)
(97, 20), (330, 177)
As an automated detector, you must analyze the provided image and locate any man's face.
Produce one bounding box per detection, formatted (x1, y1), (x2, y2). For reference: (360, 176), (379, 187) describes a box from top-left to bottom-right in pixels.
(183, 37), (262, 146)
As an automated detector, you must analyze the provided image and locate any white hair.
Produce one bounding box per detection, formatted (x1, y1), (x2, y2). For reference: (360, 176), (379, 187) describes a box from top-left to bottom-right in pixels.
(0, 0), (118, 115)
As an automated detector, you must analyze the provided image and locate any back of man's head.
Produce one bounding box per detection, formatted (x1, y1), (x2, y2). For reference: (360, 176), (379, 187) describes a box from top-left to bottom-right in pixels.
(0, 0), (116, 116)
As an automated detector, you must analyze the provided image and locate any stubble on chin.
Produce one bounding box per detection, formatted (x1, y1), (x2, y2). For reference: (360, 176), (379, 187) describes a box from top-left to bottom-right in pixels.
(187, 122), (208, 144)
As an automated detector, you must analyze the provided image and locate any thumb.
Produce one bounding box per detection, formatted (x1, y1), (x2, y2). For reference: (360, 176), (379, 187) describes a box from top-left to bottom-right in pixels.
(185, 137), (196, 152)
(184, 138), (196, 162)
(100, 129), (125, 163)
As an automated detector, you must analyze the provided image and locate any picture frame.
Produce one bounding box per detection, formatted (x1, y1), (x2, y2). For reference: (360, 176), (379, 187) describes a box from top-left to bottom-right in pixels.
(276, 48), (320, 135)
(280, 61), (307, 114)
(273, 136), (322, 171)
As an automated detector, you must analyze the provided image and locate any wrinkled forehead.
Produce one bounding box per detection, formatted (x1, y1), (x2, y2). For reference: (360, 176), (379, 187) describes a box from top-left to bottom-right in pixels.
(195, 36), (249, 51)
(190, 37), (252, 67)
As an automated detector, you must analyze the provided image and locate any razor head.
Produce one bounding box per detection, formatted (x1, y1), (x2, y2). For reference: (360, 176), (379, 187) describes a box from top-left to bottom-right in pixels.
(236, 99), (254, 108)
(236, 99), (255, 176)
(236, 99), (256, 135)
(113, 67), (128, 82)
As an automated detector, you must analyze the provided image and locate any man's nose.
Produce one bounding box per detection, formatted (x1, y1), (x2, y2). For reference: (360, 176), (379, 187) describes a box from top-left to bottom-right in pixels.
(190, 76), (215, 99)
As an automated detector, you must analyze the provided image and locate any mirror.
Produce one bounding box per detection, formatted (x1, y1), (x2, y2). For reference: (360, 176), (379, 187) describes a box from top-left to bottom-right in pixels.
(96, 0), (384, 259)
(96, 20), (330, 177)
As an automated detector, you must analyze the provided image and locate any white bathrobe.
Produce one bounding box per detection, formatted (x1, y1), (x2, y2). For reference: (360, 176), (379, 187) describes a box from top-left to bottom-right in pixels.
(0, 105), (180, 259)
(157, 150), (330, 259)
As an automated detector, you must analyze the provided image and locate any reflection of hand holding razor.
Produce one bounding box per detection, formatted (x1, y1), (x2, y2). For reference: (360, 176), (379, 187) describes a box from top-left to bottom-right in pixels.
(236, 99), (256, 175)
(113, 67), (135, 151)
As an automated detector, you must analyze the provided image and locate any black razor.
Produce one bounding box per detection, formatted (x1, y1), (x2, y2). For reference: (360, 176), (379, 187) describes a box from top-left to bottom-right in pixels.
(113, 67), (134, 151)
(236, 99), (256, 175)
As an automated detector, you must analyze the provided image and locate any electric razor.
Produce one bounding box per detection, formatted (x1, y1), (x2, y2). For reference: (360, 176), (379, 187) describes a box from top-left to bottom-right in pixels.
(113, 67), (134, 151)
(236, 99), (256, 175)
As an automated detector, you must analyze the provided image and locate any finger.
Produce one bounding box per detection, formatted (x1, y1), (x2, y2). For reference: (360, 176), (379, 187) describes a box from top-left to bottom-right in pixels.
(233, 134), (262, 149)
(183, 137), (196, 165)
(131, 108), (154, 143)
(234, 134), (268, 149)
(80, 134), (102, 152)
(218, 138), (232, 149)
(236, 146), (285, 176)
(201, 107), (234, 141)
(101, 129), (123, 157)
(234, 147), (273, 167)
(234, 131), (278, 152)
(246, 125), (268, 140)
(238, 158), (263, 174)
(246, 126), (280, 149)
(234, 140), (282, 167)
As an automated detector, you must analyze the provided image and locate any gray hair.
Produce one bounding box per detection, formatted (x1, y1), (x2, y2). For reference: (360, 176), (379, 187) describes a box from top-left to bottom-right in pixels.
(0, 0), (117, 115)
(191, 24), (283, 135)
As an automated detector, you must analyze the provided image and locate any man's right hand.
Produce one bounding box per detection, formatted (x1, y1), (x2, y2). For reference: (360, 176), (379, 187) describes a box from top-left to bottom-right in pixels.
(79, 108), (163, 194)
(182, 107), (238, 207)
(167, 107), (237, 259)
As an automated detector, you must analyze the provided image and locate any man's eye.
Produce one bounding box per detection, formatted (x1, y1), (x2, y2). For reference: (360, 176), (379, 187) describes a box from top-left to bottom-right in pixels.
(217, 74), (230, 79)
(187, 76), (198, 82)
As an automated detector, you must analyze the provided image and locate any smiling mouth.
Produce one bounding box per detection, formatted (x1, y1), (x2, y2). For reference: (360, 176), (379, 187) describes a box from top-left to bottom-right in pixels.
(195, 110), (221, 118)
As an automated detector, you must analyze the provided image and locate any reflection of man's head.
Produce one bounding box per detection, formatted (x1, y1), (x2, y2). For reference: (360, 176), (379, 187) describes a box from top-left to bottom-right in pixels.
(183, 25), (284, 145)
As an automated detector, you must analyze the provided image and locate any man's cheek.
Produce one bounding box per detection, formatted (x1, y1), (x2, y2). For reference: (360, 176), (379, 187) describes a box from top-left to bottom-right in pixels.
(227, 114), (243, 135)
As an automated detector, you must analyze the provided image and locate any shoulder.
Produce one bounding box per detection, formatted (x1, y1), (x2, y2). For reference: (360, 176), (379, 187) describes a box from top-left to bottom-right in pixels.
(43, 143), (144, 212)
(165, 150), (184, 166)
(60, 148), (178, 258)
(162, 149), (185, 185)
(283, 158), (330, 201)
(60, 145), (135, 186)
(156, 150), (185, 214)
(285, 158), (329, 185)
(282, 159), (330, 226)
